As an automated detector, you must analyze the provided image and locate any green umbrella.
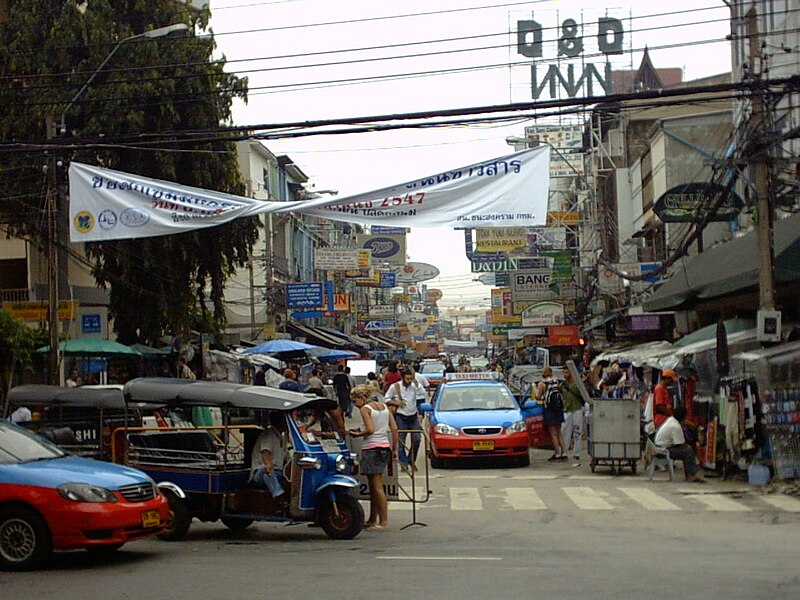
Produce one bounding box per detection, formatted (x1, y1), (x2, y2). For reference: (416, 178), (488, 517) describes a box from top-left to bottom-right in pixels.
(37, 337), (141, 358)
(130, 343), (172, 356)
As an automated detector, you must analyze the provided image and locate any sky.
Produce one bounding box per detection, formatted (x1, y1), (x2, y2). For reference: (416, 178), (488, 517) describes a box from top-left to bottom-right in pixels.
(206, 0), (732, 310)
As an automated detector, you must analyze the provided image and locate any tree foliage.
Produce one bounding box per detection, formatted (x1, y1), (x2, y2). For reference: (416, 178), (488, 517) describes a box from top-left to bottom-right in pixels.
(0, 311), (47, 406)
(0, 0), (259, 345)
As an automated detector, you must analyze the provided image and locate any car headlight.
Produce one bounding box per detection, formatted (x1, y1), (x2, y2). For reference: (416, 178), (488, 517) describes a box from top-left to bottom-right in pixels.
(334, 454), (348, 473)
(506, 420), (527, 434)
(57, 483), (118, 503)
(435, 423), (460, 436)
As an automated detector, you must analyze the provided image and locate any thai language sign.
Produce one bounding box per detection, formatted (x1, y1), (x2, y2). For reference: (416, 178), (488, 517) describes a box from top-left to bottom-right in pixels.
(314, 248), (371, 270)
(68, 147), (550, 242)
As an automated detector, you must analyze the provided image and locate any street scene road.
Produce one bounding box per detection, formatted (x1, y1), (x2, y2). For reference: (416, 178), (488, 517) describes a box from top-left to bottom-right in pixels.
(2, 451), (797, 600)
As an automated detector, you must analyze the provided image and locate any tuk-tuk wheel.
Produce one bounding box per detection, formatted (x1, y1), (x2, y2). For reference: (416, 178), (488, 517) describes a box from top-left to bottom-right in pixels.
(157, 491), (192, 542)
(319, 494), (364, 540)
(220, 517), (254, 531)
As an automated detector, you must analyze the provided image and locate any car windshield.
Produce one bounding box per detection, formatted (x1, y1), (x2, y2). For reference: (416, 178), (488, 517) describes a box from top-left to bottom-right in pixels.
(438, 385), (519, 411)
(0, 422), (65, 464)
(420, 362), (445, 374)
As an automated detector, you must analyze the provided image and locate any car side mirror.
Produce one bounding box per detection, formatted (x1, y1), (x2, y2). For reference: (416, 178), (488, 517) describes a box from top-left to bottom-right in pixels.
(419, 402), (433, 413)
(522, 400), (538, 410)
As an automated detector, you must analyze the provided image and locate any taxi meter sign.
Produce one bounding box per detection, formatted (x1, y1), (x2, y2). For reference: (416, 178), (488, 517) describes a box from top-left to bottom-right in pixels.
(445, 372), (502, 382)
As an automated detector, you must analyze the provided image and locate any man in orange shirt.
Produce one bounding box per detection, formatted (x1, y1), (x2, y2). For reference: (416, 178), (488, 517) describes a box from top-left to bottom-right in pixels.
(653, 369), (678, 429)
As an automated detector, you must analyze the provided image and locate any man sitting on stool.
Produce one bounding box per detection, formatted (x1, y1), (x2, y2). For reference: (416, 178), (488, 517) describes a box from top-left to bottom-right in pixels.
(654, 405), (704, 483)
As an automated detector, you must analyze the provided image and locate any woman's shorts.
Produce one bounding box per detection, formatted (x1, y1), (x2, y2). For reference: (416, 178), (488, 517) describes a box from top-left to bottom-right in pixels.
(361, 447), (391, 475)
(543, 407), (565, 427)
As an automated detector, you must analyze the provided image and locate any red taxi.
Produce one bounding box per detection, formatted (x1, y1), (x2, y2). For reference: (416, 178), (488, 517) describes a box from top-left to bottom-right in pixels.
(0, 421), (169, 570)
(420, 372), (534, 468)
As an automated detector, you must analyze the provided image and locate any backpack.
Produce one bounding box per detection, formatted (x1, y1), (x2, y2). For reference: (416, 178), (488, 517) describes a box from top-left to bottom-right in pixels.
(544, 382), (564, 412)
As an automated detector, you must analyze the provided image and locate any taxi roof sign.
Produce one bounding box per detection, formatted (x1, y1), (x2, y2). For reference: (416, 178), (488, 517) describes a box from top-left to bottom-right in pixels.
(445, 372), (501, 382)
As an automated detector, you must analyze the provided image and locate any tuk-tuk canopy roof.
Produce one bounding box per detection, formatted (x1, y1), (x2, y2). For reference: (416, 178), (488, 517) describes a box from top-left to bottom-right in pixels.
(123, 378), (337, 412)
(6, 384), (133, 410)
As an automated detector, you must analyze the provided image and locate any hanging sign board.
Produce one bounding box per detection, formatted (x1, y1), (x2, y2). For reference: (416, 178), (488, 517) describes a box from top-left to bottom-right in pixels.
(68, 147), (550, 242)
(314, 248), (371, 270)
(355, 234), (406, 265)
(521, 301), (565, 327)
(390, 262), (440, 284)
(653, 183), (744, 223)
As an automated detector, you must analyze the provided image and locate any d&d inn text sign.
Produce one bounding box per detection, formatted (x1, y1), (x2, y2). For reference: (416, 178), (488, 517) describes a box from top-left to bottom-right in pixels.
(653, 183), (745, 223)
(471, 256), (551, 273)
(517, 15), (624, 99)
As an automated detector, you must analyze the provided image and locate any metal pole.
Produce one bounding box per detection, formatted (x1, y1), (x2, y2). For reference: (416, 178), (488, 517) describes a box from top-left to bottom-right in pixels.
(747, 9), (776, 310)
(45, 114), (60, 385)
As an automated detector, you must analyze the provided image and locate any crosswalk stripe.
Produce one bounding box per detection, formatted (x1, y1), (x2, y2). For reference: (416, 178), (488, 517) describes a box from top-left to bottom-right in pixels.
(454, 475), (498, 480)
(450, 487), (483, 510)
(511, 475), (558, 480)
(618, 487), (680, 510)
(563, 486), (614, 510)
(686, 493), (752, 512)
(760, 495), (800, 512)
(504, 487), (547, 510)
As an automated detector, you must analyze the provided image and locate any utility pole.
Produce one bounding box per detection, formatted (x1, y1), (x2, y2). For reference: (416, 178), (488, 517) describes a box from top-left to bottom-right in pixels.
(45, 114), (60, 385)
(747, 8), (776, 311)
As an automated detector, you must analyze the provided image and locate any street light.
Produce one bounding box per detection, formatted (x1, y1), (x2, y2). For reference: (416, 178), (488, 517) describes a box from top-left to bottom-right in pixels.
(57, 23), (190, 136)
(46, 22), (190, 383)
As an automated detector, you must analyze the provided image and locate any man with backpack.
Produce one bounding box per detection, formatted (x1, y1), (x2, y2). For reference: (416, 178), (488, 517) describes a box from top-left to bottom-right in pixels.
(536, 367), (566, 461)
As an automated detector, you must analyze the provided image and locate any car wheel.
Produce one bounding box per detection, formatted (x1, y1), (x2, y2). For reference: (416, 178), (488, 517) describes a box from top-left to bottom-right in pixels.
(0, 506), (52, 571)
(429, 453), (446, 469)
(513, 455), (531, 468)
(319, 493), (364, 540)
(220, 517), (254, 531)
(157, 491), (192, 541)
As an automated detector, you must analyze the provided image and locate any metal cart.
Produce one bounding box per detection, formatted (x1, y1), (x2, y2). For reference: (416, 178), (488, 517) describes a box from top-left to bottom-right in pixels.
(586, 398), (641, 474)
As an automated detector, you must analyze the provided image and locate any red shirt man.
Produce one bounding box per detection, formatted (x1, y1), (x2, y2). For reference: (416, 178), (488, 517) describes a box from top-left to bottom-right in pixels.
(653, 369), (678, 429)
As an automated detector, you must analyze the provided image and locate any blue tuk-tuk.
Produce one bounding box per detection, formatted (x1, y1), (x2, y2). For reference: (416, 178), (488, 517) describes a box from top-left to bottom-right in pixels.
(118, 378), (364, 540)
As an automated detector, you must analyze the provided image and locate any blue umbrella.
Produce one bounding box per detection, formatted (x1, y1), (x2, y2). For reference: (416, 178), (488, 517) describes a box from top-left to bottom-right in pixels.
(313, 348), (360, 361)
(242, 339), (316, 355)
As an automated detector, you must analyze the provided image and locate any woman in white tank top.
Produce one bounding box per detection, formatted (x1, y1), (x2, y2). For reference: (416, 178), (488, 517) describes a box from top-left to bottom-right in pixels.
(349, 385), (398, 530)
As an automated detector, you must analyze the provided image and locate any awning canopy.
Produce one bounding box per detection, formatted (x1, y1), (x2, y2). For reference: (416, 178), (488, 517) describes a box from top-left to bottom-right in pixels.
(287, 322), (344, 347)
(644, 213), (800, 311)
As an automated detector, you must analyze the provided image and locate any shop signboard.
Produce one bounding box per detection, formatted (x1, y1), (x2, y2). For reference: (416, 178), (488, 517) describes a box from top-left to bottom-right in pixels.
(314, 248), (371, 270)
(490, 287), (519, 325)
(379, 271), (397, 288)
(653, 183), (744, 223)
(470, 256), (551, 273)
(285, 283), (324, 309)
(629, 314), (662, 332)
(510, 269), (554, 300)
(521, 301), (566, 327)
(390, 262), (440, 283)
(356, 233), (406, 265)
(3, 300), (78, 321)
(508, 327), (546, 341)
(371, 226), (408, 235)
(364, 320), (397, 331)
(523, 124), (584, 149)
(426, 288), (443, 304)
(369, 304), (395, 318)
(399, 313), (429, 336)
(547, 211), (580, 226)
(475, 227), (529, 253)
(527, 227), (568, 251)
(548, 150), (585, 178)
(548, 325), (580, 346)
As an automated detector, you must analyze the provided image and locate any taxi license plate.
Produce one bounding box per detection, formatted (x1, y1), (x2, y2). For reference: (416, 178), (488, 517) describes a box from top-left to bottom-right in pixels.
(472, 441), (494, 451)
(141, 509), (161, 528)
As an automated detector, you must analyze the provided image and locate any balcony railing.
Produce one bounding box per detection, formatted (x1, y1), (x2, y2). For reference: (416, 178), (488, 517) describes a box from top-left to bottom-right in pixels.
(0, 288), (30, 303)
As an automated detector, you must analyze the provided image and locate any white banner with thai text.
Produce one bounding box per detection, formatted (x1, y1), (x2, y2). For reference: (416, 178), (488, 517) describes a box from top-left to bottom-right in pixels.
(68, 147), (550, 242)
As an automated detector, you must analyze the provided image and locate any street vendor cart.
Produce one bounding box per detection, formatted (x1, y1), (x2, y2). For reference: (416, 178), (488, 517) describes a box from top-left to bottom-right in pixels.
(587, 397), (641, 474)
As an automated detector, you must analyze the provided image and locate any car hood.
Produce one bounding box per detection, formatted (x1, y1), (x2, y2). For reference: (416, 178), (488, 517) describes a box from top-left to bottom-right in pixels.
(435, 409), (523, 429)
(0, 456), (152, 489)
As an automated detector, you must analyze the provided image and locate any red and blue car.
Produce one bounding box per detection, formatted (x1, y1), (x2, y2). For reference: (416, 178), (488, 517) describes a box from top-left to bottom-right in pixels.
(420, 372), (535, 468)
(0, 421), (169, 570)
